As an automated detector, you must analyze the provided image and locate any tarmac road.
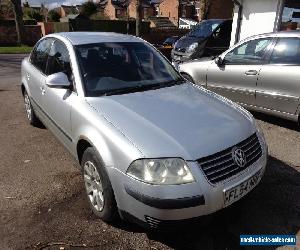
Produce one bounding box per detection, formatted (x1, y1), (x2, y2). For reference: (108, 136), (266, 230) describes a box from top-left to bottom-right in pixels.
(0, 54), (299, 250)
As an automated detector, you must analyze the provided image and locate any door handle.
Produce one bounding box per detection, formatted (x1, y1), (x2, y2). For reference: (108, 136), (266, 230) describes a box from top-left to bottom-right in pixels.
(26, 73), (30, 80)
(245, 70), (258, 76)
(40, 86), (46, 95)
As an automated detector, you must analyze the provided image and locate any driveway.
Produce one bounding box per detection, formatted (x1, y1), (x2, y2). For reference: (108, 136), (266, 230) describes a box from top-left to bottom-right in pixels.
(0, 54), (299, 250)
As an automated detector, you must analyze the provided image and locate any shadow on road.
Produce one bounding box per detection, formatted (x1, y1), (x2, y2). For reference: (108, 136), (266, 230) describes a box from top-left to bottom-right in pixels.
(9, 145), (299, 250)
(251, 111), (299, 132)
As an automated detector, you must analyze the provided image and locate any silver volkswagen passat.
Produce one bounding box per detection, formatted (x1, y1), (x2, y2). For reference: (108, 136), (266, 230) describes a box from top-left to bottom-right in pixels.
(178, 31), (300, 127)
(21, 32), (267, 229)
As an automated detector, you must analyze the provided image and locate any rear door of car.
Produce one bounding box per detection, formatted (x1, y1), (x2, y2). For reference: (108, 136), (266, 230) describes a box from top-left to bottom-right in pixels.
(255, 36), (300, 115)
(27, 38), (54, 111)
(40, 39), (76, 151)
(206, 37), (274, 106)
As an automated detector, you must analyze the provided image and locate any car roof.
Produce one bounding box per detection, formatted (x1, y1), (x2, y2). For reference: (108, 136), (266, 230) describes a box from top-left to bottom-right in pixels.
(48, 32), (143, 45)
(248, 30), (300, 39)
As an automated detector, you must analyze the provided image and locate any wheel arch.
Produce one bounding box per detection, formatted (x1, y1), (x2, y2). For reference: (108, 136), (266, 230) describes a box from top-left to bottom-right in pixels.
(75, 132), (114, 168)
(21, 83), (26, 96)
(76, 137), (93, 165)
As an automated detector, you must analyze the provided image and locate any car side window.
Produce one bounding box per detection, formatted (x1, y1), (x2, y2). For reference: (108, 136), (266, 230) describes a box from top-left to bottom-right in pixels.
(46, 40), (72, 79)
(269, 38), (300, 65)
(30, 38), (53, 74)
(224, 38), (272, 65)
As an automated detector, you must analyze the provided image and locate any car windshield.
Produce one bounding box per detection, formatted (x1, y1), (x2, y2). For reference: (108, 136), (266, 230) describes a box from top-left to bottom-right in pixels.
(188, 20), (223, 38)
(75, 42), (183, 97)
(164, 37), (177, 44)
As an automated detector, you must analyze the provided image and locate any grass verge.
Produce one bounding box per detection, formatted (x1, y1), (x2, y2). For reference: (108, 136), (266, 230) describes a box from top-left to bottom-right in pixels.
(0, 46), (33, 54)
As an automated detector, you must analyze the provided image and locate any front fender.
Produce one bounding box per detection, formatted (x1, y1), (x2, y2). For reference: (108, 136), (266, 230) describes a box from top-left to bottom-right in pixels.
(21, 57), (31, 96)
(178, 60), (211, 87)
(72, 100), (143, 173)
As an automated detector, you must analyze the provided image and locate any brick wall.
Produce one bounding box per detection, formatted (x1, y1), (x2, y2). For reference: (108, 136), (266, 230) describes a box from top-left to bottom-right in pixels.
(207, 0), (233, 19)
(104, 1), (117, 20)
(0, 25), (42, 46)
(128, 0), (137, 18)
(158, 0), (179, 25)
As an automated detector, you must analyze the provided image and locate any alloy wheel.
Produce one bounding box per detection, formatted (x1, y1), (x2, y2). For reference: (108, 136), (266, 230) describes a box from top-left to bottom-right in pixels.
(24, 93), (32, 120)
(83, 161), (104, 212)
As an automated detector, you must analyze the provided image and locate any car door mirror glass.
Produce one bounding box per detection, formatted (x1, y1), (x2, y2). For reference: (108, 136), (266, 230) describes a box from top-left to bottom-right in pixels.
(215, 56), (224, 66)
(45, 72), (71, 89)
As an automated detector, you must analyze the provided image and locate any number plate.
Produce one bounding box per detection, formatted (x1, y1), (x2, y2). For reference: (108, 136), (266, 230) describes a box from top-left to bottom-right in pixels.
(224, 169), (262, 207)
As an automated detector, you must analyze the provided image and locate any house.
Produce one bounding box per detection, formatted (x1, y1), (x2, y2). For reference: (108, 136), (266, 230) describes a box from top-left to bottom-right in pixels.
(100, 0), (156, 20)
(230, 0), (300, 46)
(158, 0), (233, 26)
(60, 14), (89, 22)
(60, 5), (81, 18)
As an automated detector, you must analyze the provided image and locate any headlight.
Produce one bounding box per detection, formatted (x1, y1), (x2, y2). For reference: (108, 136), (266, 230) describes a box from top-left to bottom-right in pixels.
(254, 119), (265, 141)
(126, 158), (195, 185)
(186, 42), (198, 53)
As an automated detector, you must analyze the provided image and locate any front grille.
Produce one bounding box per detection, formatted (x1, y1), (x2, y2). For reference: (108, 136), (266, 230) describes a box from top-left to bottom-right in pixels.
(197, 133), (262, 184)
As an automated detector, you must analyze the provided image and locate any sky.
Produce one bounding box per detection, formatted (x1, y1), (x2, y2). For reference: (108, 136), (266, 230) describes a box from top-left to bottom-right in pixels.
(24, 0), (158, 10)
(24, 0), (88, 9)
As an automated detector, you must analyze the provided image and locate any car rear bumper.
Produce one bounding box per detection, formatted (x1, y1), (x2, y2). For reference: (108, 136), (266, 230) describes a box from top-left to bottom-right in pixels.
(106, 133), (268, 229)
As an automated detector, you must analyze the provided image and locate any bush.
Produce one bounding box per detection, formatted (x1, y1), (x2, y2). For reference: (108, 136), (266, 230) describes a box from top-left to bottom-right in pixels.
(80, 1), (97, 17)
(48, 9), (61, 22)
(90, 12), (110, 20)
(23, 8), (44, 22)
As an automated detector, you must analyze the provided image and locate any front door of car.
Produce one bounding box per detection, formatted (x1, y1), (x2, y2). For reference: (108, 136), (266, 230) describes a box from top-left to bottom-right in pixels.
(40, 39), (75, 151)
(204, 20), (232, 57)
(27, 38), (54, 109)
(256, 37), (300, 115)
(206, 37), (273, 106)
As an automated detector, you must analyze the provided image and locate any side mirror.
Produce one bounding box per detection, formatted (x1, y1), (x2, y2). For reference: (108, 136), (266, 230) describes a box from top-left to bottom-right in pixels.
(45, 72), (71, 89)
(214, 56), (224, 67)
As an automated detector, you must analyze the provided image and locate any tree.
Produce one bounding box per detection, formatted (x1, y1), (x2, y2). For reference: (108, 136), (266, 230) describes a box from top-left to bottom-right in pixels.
(202, 0), (211, 20)
(81, 1), (97, 17)
(135, 0), (142, 36)
(23, 8), (44, 21)
(23, 1), (29, 7)
(48, 9), (61, 22)
(0, 0), (15, 20)
(10, 0), (25, 45)
(41, 3), (48, 22)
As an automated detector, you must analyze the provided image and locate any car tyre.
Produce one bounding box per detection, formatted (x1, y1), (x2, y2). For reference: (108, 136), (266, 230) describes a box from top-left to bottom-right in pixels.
(181, 73), (195, 84)
(81, 147), (118, 222)
(23, 90), (42, 127)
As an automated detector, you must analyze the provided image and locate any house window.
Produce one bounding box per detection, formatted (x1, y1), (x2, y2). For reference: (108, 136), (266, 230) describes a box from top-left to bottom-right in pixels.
(280, 0), (300, 31)
(115, 9), (126, 18)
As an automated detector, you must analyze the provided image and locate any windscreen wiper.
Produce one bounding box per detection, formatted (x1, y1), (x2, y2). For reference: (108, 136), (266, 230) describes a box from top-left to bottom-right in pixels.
(157, 78), (186, 87)
(101, 83), (163, 96)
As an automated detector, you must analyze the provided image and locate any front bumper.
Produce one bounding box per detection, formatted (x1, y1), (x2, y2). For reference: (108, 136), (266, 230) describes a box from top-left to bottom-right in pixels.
(106, 134), (268, 229)
(171, 50), (193, 69)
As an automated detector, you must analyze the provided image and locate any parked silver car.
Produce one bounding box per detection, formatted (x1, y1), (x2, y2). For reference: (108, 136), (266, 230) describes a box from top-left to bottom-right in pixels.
(179, 31), (300, 127)
(21, 32), (267, 229)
